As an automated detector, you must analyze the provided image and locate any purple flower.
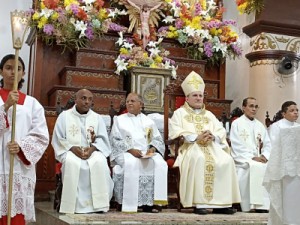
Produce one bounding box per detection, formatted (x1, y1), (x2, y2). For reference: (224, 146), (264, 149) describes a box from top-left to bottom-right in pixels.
(163, 57), (175, 65)
(204, 42), (213, 58)
(222, 20), (237, 26)
(70, 4), (79, 15)
(85, 27), (94, 40)
(231, 44), (242, 56)
(158, 26), (169, 33)
(109, 22), (127, 32)
(175, 19), (184, 29)
(43, 24), (55, 35)
(194, 3), (202, 16)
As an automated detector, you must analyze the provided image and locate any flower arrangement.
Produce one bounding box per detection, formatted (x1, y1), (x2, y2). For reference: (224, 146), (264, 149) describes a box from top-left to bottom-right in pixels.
(235, 0), (264, 15)
(114, 32), (177, 78)
(30, 0), (127, 50)
(157, 0), (242, 65)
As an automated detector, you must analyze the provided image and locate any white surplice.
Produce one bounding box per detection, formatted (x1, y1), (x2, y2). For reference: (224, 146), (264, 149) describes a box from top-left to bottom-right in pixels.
(0, 95), (49, 223)
(169, 103), (241, 208)
(230, 114), (271, 212)
(52, 106), (113, 214)
(110, 113), (168, 213)
(264, 119), (300, 225)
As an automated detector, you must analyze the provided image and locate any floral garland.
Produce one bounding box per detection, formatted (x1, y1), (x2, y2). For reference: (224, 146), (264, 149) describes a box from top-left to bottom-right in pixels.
(236, 0), (264, 15)
(30, 0), (127, 50)
(114, 32), (177, 78)
(157, 0), (242, 66)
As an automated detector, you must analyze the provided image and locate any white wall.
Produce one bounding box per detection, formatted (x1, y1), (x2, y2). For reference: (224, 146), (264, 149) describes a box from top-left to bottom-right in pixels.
(223, 1), (254, 111)
(0, 0), (32, 93)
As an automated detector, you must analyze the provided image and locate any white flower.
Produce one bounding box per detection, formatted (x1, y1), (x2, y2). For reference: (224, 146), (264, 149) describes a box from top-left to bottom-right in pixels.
(212, 37), (227, 56)
(184, 26), (196, 37)
(73, 20), (87, 38)
(83, 0), (95, 4)
(123, 42), (134, 50)
(116, 32), (125, 46)
(108, 9), (117, 18)
(149, 47), (161, 57)
(163, 16), (175, 24)
(40, 8), (53, 18)
(114, 56), (128, 75)
(116, 9), (128, 15)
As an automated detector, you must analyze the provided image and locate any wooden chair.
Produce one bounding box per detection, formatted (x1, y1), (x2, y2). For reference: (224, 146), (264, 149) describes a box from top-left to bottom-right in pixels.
(265, 110), (282, 128)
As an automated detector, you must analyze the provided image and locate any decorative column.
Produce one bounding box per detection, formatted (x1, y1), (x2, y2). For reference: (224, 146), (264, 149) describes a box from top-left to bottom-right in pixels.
(243, 0), (300, 121)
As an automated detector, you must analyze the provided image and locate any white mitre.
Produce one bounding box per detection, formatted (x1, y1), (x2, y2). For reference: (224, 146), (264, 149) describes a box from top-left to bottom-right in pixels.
(181, 71), (205, 96)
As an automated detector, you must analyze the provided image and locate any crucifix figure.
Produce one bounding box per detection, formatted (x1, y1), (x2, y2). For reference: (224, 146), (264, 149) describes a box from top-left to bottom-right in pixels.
(127, 0), (163, 48)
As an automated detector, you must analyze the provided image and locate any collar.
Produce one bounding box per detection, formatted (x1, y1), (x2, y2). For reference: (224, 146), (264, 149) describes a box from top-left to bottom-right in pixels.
(0, 88), (26, 105)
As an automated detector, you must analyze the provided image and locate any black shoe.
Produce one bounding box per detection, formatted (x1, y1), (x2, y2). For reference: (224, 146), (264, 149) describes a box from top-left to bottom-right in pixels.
(213, 207), (237, 214)
(255, 209), (269, 213)
(194, 208), (208, 215)
(143, 205), (159, 213)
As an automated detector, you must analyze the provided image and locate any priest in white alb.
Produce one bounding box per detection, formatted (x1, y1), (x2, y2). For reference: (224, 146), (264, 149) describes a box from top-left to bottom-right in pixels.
(169, 71), (240, 215)
(110, 92), (168, 213)
(230, 97), (271, 212)
(52, 89), (113, 214)
(264, 101), (300, 225)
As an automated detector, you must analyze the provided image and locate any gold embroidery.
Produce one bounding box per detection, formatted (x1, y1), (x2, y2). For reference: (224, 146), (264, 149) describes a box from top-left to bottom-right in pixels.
(187, 74), (203, 89)
(145, 128), (153, 144)
(201, 146), (215, 202)
(240, 129), (249, 142)
(69, 124), (80, 137)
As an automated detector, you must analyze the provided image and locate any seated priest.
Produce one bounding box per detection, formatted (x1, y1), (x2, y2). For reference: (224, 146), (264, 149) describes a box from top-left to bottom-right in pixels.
(51, 89), (113, 214)
(110, 92), (168, 213)
(230, 97), (271, 212)
(264, 101), (300, 225)
(169, 71), (240, 215)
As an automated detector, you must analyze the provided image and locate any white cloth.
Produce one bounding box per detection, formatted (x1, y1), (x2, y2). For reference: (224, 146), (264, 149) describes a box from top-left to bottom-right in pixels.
(110, 113), (168, 212)
(0, 95), (49, 222)
(52, 106), (113, 214)
(264, 120), (300, 225)
(169, 103), (241, 208)
(230, 115), (271, 211)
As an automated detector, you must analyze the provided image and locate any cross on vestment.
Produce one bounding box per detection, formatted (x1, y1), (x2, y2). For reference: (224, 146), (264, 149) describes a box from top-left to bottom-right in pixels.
(69, 124), (80, 136)
(239, 129), (249, 142)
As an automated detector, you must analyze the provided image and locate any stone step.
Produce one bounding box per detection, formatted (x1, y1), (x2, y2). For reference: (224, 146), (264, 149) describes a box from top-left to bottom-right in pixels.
(47, 85), (126, 115)
(59, 66), (123, 91)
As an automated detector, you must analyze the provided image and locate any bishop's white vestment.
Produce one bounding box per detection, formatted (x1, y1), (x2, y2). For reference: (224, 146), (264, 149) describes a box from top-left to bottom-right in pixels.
(52, 106), (113, 214)
(110, 113), (168, 213)
(0, 92), (49, 223)
(264, 119), (300, 225)
(169, 103), (241, 208)
(230, 114), (271, 212)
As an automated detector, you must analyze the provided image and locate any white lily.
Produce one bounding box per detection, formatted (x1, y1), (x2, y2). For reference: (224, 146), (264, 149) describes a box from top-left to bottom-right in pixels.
(149, 47), (161, 57)
(40, 8), (53, 18)
(116, 32), (125, 46)
(73, 20), (87, 38)
(114, 56), (128, 74)
(184, 26), (196, 37)
(108, 9), (117, 18)
(123, 42), (134, 50)
(163, 16), (175, 24)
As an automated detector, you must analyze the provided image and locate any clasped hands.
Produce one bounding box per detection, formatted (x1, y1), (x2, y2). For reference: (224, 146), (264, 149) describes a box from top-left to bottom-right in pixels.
(127, 147), (156, 158)
(70, 146), (96, 160)
(196, 130), (215, 146)
(252, 155), (268, 163)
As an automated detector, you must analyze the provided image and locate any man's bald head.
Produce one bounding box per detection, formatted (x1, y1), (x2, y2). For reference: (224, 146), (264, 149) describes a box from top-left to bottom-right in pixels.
(75, 89), (94, 114)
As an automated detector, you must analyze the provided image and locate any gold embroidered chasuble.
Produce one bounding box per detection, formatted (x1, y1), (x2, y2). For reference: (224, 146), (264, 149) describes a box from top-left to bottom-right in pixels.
(169, 103), (241, 208)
